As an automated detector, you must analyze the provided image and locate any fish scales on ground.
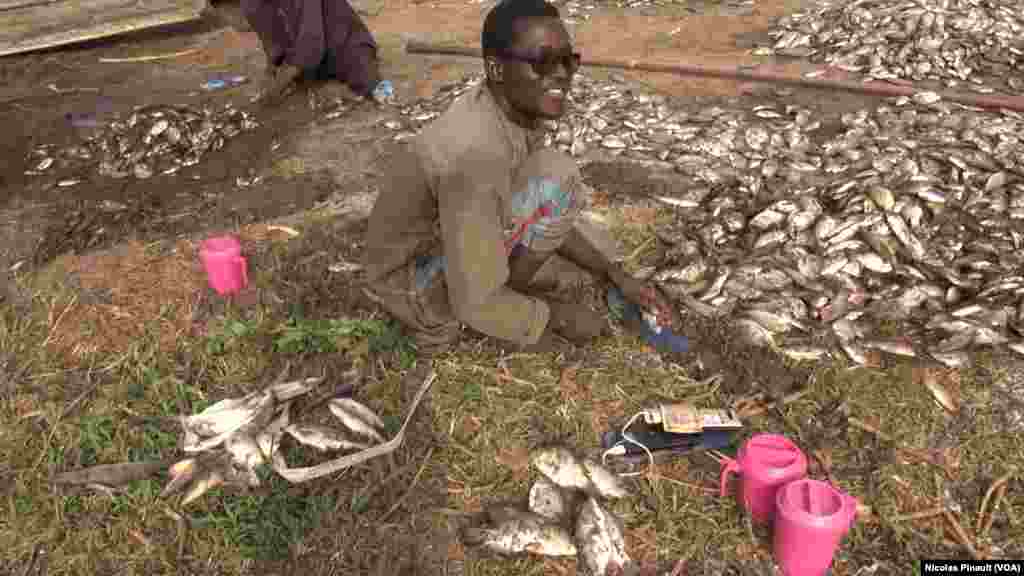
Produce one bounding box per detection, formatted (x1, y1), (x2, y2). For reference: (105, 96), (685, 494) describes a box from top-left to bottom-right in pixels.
(392, 71), (1024, 368)
(24, 104), (259, 181)
(755, 0), (1024, 94)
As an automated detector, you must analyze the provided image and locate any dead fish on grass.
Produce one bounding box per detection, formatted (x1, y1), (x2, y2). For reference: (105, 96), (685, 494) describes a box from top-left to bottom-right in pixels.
(531, 447), (628, 499)
(224, 432), (265, 486)
(576, 497), (632, 576)
(179, 390), (275, 451)
(463, 508), (578, 557)
(528, 476), (579, 525)
(161, 454), (242, 506)
(328, 397), (387, 444)
(284, 424), (370, 452)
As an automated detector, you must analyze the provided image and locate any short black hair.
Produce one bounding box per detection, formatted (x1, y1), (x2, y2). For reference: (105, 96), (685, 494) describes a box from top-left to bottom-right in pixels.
(481, 0), (561, 58)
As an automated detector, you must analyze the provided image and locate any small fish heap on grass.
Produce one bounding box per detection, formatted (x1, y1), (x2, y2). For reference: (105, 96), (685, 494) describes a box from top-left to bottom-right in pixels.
(463, 446), (636, 576)
(396, 72), (1024, 370)
(757, 0), (1024, 94)
(161, 376), (390, 506)
(24, 103), (259, 184)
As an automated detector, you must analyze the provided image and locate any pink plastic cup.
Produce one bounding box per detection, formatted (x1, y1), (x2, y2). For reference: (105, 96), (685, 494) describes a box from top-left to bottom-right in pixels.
(774, 479), (859, 576)
(200, 235), (248, 296)
(718, 434), (808, 523)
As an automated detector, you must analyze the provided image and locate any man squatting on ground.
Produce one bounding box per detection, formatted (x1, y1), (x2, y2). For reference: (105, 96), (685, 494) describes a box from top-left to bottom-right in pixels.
(361, 0), (677, 354)
(241, 0), (394, 105)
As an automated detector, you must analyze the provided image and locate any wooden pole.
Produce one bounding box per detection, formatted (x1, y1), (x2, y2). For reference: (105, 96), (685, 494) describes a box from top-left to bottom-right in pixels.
(404, 40), (1024, 113)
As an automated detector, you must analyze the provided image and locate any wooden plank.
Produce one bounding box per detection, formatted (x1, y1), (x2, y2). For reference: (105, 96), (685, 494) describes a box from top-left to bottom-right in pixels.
(0, 0), (61, 13)
(0, 0), (208, 58)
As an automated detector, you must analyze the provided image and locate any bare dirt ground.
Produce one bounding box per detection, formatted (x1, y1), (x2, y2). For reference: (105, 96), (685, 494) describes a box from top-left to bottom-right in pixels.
(2, 0), (1022, 575)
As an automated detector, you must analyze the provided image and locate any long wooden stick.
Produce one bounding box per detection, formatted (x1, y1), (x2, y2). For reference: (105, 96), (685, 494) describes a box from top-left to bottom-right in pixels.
(404, 40), (1024, 113)
(99, 49), (199, 63)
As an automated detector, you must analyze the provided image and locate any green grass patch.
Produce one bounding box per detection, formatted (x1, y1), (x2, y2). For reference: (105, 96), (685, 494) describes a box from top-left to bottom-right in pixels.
(192, 466), (336, 562)
(3, 204), (1023, 576)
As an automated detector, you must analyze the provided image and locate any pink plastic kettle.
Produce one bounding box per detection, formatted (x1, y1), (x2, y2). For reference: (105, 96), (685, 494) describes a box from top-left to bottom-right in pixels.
(718, 433), (808, 523)
(773, 479), (859, 576)
(199, 235), (248, 296)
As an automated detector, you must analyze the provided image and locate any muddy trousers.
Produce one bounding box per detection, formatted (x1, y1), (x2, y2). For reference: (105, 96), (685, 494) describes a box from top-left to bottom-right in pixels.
(362, 150), (619, 354)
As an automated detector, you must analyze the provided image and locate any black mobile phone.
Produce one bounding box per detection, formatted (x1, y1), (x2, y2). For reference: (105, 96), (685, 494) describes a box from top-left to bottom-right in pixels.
(601, 425), (734, 455)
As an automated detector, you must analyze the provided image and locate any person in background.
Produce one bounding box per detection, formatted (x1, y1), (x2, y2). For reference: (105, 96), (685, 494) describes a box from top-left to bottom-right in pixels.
(241, 0), (394, 105)
(361, 0), (676, 355)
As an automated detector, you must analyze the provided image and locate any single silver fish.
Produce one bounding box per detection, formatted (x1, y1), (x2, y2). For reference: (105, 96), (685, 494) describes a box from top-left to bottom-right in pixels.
(576, 497), (632, 576)
(736, 318), (776, 348)
(745, 308), (804, 333)
(750, 209), (786, 229)
(181, 390), (275, 439)
(528, 477), (577, 524)
(328, 399), (386, 444)
(284, 424), (370, 452)
(780, 345), (831, 362)
(755, 230), (788, 250)
(224, 432), (265, 487)
(463, 512), (577, 557)
(929, 350), (970, 368)
(885, 213), (926, 260)
(329, 397), (386, 430)
(863, 338), (916, 357)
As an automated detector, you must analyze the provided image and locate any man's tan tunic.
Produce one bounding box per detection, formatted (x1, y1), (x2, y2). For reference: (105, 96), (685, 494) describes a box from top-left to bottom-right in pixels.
(363, 82), (613, 350)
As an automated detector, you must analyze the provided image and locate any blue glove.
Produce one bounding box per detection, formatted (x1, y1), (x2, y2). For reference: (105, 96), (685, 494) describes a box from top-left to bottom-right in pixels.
(607, 285), (689, 354)
(371, 79), (394, 103)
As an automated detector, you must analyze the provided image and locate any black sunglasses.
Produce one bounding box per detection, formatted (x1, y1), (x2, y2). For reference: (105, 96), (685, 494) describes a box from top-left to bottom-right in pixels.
(498, 49), (581, 77)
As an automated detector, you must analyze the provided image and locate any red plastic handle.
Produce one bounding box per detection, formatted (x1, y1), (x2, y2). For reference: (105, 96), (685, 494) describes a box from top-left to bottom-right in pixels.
(718, 457), (740, 498)
(236, 256), (248, 288)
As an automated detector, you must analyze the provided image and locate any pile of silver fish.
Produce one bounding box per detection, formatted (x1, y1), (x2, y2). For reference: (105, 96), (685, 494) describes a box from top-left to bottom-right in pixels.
(395, 73), (1024, 369)
(162, 376), (389, 506)
(463, 446), (635, 575)
(550, 0), (753, 23)
(755, 0), (1024, 93)
(24, 103), (259, 184)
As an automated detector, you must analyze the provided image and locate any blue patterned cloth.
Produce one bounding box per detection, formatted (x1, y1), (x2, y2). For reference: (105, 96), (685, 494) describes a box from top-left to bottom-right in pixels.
(607, 285), (689, 353)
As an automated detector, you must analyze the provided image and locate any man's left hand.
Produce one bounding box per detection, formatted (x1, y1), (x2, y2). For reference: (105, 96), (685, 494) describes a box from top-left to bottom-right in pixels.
(614, 273), (676, 329)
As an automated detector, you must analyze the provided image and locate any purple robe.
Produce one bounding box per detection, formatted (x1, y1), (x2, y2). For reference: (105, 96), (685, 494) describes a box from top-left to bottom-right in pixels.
(241, 0), (380, 97)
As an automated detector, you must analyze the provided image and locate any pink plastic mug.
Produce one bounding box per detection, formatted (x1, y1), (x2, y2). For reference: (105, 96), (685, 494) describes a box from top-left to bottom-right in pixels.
(718, 434), (808, 523)
(200, 235), (248, 296)
(774, 479), (859, 576)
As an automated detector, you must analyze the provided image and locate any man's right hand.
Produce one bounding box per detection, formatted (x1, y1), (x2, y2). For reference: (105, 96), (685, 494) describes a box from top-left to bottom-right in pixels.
(258, 64), (301, 105)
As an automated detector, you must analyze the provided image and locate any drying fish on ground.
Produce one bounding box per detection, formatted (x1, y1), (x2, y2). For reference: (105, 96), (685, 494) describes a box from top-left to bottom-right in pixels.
(463, 506), (579, 557)
(532, 446), (629, 499)
(24, 103), (260, 181)
(392, 72), (1024, 369)
(576, 496), (633, 576)
(328, 397), (387, 443)
(160, 374), (398, 505)
(285, 424), (371, 452)
(529, 476), (580, 525)
(757, 0), (1024, 94)
(464, 445), (637, 573)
